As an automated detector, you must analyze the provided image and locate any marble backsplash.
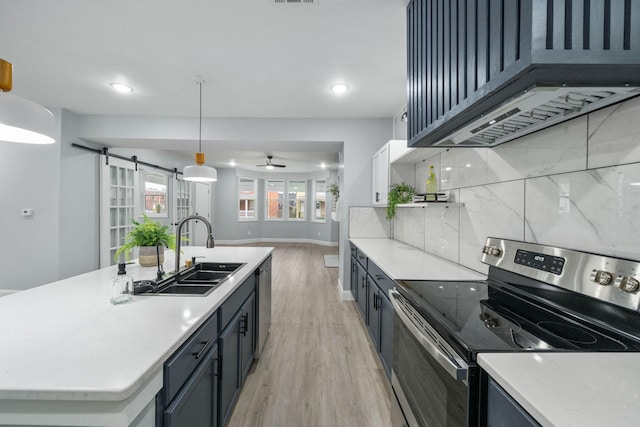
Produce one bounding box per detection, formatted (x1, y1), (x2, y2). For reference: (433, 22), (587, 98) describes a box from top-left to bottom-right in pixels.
(393, 95), (640, 274)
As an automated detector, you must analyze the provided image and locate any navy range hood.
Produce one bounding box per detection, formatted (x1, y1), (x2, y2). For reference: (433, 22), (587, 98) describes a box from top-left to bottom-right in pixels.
(406, 0), (640, 148)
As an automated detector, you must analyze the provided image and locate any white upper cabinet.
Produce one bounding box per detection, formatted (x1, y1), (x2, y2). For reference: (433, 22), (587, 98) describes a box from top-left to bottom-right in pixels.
(372, 143), (390, 206)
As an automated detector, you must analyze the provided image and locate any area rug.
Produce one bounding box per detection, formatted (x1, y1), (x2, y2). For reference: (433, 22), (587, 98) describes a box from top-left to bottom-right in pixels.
(323, 254), (339, 268)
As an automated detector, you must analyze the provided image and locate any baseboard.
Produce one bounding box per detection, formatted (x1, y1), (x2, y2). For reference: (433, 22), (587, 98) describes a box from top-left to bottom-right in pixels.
(217, 238), (339, 247)
(338, 278), (354, 301)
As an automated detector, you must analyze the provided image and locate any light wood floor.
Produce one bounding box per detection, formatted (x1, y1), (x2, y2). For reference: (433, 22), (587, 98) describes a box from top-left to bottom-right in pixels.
(227, 243), (393, 427)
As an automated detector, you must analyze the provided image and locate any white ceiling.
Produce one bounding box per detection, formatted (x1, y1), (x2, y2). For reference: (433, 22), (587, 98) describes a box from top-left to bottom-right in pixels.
(0, 0), (407, 172)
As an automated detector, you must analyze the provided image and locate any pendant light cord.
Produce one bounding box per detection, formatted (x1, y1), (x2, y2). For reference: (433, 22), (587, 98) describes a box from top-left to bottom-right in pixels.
(198, 80), (202, 153)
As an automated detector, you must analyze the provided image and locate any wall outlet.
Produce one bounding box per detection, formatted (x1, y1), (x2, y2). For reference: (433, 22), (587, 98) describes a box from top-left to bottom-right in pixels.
(21, 208), (34, 217)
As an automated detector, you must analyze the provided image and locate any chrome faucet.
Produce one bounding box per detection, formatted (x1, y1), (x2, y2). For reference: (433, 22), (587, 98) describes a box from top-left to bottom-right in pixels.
(174, 214), (215, 273)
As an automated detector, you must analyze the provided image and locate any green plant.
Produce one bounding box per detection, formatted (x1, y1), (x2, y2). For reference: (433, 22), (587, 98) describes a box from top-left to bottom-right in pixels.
(386, 182), (416, 220)
(114, 214), (178, 262)
(328, 182), (339, 200)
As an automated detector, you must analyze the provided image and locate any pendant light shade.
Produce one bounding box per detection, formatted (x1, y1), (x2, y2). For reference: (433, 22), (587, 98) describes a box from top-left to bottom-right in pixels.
(183, 76), (217, 182)
(0, 59), (55, 144)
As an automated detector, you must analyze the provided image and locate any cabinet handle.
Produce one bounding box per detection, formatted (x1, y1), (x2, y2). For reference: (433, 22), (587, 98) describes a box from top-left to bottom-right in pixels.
(376, 192), (380, 202)
(192, 339), (213, 360)
(373, 293), (379, 310)
(242, 313), (249, 337)
(217, 356), (222, 381)
(375, 274), (383, 281)
(361, 276), (366, 288)
(213, 358), (219, 377)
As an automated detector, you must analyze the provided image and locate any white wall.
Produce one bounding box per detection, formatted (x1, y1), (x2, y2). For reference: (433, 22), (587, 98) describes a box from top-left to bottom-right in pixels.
(391, 96), (640, 274)
(0, 109), (62, 291)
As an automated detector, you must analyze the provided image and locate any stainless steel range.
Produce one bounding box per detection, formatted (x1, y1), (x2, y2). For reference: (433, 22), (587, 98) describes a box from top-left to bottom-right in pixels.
(390, 237), (640, 427)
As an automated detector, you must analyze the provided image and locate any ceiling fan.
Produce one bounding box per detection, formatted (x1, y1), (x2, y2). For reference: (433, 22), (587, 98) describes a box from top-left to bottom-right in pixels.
(256, 155), (286, 169)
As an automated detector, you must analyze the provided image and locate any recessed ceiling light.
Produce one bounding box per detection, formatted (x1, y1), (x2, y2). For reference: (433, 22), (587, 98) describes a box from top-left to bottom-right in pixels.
(110, 83), (133, 93)
(321, 162), (326, 169)
(229, 159), (236, 167)
(330, 83), (349, 95)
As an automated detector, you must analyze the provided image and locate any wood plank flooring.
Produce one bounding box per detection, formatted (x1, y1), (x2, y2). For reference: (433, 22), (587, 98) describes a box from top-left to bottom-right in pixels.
(227, 243), (393, 427)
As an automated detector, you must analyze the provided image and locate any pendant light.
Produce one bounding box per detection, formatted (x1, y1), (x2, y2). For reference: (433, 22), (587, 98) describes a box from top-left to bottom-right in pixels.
(0, 58), (55, 144)
(183, 76), (217, 182)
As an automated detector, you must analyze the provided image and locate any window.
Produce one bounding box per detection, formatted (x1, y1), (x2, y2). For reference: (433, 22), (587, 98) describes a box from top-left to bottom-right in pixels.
(288, 180), (306, 220)
(141, 171), (168, 218)
(238, 177), (257, 220)
(312, 179), (326, 222)
(174, 178), (192, 244)
(266, 180), (285, 220)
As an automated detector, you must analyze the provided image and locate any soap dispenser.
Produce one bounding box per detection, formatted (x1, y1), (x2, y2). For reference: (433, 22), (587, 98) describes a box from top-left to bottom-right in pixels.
(426, 165), (438, 194)
(111, 262), (133, 305)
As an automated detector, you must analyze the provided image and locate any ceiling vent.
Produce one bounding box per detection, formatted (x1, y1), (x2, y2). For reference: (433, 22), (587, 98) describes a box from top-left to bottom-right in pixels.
(274, 0), (316, 4)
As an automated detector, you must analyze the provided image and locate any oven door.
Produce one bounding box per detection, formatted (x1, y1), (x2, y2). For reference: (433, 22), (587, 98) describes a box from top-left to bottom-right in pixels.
(390, 289), (474, 427)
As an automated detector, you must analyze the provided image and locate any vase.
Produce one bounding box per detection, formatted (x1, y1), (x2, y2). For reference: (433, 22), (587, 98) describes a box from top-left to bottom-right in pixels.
(138, 246), (164, 267)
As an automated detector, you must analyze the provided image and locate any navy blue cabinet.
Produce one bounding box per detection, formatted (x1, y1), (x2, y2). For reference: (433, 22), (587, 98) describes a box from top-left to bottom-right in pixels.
(486, 377), (540, 427)
(367, 276), (379, 349)
(239, 291), (256, 382)
(355, 262), (368, 321)
(219, 275), (256, 427)
(219, 310), (242, 427)
(350, 242), (394, 381)
(164, 344), (218, 427)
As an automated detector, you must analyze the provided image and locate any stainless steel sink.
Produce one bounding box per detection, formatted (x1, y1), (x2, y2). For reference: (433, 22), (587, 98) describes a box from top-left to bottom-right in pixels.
(135, 262), (246, 296)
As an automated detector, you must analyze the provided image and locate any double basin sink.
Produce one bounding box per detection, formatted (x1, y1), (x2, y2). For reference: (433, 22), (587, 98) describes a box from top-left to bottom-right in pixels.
(136, 262), (246, 296)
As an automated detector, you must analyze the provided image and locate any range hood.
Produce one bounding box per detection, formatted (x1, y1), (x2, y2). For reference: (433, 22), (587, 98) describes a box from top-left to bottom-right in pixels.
(406, 0), (640, 148)
(433, 86), (640, 147)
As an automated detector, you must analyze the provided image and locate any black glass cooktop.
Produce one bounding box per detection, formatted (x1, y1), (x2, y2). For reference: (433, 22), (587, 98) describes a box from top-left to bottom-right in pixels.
(396, 270), (640, 362)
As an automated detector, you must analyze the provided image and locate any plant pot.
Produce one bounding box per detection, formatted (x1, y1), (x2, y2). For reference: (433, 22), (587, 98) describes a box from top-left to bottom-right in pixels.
(138, 246), (164, 267)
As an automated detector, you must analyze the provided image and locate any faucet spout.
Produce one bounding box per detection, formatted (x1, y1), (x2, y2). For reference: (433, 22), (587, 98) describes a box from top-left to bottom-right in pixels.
(174, 214), (215, 273)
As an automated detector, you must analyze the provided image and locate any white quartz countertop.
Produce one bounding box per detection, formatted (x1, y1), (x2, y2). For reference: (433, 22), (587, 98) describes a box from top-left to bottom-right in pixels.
(479, 352), (640, 427)
(0, 246), (272, 402)
(349, 238), (485, 281)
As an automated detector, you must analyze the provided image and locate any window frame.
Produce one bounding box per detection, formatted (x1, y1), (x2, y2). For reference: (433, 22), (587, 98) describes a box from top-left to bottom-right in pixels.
(311, 178), (327, 223)
(286, 180), (306, 221)
(238, 177), (258, 221)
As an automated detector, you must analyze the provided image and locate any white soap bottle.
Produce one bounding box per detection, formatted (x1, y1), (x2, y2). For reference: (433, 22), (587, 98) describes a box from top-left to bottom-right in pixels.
(111, 263), (133, 305)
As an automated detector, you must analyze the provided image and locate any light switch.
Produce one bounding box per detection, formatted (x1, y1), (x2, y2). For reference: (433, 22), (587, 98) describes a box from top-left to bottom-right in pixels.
(21, 208), (33, 217)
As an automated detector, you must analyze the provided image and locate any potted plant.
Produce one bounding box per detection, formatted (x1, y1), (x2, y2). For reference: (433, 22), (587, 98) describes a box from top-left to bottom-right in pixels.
(114, 214), (178, 266)
(386, 182), (416, 220)
(328, 182), (340, 201)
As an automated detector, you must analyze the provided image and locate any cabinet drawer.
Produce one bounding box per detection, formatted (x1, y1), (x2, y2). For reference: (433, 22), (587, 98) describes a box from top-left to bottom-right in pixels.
(368, 262), (393, 295)
(164, 313), (218, 404)
(355, 248), (368, 269)
(220, 274), (256, 329)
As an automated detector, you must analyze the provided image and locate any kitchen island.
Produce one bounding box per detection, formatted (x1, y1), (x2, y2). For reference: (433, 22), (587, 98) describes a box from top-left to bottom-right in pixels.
(0, 245), (273, 427)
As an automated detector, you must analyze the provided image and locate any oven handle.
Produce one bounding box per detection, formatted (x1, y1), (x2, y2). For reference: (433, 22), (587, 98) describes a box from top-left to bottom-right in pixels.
(390, 289), (468, 382)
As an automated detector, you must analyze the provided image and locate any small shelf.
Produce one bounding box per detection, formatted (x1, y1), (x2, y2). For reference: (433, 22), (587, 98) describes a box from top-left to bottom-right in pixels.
(396, 203), (464, 208)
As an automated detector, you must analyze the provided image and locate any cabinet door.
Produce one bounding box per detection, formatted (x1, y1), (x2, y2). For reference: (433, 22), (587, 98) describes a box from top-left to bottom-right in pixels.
(487, 377), (540, 427)
(356, 262), (368, 322)
(367, 278), (380, 351)
(164, 344), (218, 427)
(219, 311), (242, 427)
(350, 256), (358, 301)
(378, 291), (393, 379)
(372, 144), (389, 206)
(240, 291), (256, 383)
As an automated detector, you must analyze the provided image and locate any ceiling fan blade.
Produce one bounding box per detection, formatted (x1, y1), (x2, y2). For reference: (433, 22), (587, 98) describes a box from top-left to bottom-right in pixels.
(256, 164), (267, 167)
(272, 164), (286, 168)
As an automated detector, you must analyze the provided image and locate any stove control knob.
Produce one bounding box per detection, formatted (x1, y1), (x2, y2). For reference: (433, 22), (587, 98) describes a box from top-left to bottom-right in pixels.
(590, 270), (613, 286)
(482, 246), (502, 257)
(614, 276), (640, 293)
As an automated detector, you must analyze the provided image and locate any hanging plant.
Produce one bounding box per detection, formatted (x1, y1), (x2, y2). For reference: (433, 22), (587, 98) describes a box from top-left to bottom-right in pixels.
(386, 182), (416, 220)
(328, 182), (339, 200)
